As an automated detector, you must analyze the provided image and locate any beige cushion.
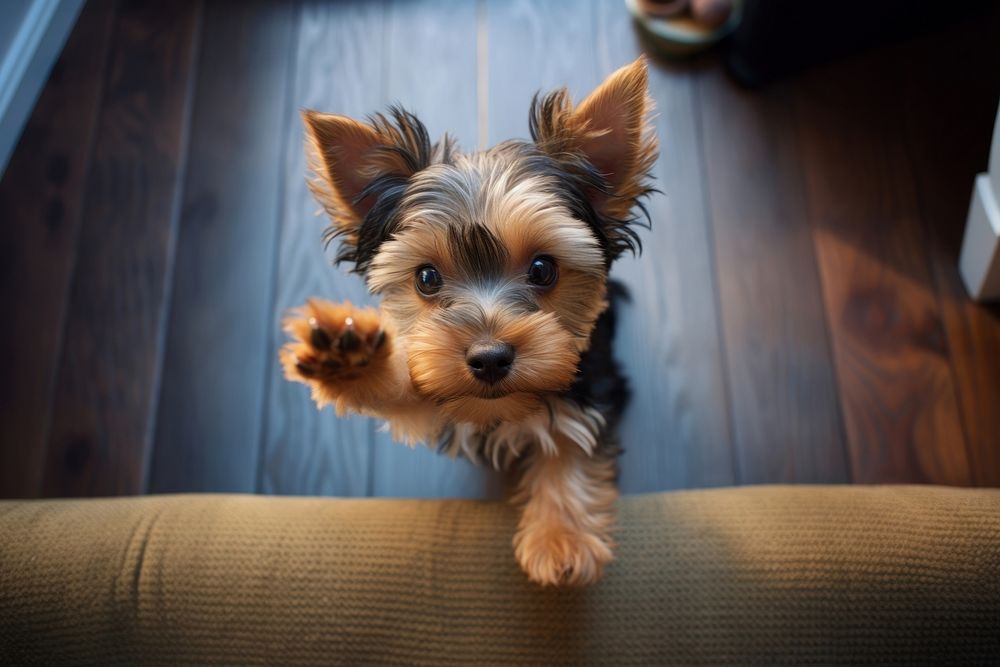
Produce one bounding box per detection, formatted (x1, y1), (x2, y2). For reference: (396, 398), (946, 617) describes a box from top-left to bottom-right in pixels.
(1, 485), (998, 664)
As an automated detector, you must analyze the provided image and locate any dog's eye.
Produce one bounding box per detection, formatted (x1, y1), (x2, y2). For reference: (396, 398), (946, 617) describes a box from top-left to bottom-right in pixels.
(527, 256), (558, 287)
(415, 265), (443, 296)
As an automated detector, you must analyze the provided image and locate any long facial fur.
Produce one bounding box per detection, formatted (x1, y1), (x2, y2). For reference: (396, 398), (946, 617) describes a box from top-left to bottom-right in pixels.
(304, 59), (657, 428)
(365, 150), (609, 425)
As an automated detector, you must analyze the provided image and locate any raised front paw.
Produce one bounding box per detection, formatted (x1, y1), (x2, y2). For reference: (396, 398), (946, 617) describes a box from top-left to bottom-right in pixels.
(513, 524), (614, 587)
(280, 299), (390, 387)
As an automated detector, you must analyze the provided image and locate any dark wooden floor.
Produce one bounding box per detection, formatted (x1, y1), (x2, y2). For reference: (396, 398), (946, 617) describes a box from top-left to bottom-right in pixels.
(2, 0), (999, 499)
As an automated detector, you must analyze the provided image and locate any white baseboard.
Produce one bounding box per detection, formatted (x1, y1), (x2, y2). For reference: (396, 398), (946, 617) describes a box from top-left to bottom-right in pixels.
(960, 174), (1000, 301)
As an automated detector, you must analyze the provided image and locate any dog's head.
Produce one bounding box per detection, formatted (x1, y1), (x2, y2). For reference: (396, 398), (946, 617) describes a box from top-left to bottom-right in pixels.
(303, 58), (657, 426)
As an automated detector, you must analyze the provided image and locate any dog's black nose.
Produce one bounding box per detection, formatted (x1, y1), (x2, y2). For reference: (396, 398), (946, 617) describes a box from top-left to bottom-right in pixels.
(466, 342), (515, 384)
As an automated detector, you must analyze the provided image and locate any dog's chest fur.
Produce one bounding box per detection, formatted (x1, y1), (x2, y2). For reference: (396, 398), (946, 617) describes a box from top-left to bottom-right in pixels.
(429, 283), (628, 471)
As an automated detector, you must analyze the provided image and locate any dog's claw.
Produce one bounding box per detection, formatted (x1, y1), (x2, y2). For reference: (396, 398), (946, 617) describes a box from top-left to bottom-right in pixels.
(371, 329), (386, 350)
(310, 320), (332, 350)
(296, 361), (317, 377)
(339, 328), (360, 352)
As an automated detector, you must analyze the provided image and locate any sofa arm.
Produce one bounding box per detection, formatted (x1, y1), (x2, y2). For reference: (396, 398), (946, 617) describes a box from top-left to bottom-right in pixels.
(1, 486), (998, 664)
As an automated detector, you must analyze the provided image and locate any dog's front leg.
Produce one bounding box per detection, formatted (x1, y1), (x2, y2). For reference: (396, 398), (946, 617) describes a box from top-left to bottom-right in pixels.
(512, 436), (618, 586)
(279, 298), (410, 417)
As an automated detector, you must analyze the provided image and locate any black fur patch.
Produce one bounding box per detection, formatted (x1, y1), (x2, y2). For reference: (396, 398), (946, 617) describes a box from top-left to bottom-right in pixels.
(348, 173), (410, 271)
(564, 279), (630, 448)
(449, 223), (509, 281)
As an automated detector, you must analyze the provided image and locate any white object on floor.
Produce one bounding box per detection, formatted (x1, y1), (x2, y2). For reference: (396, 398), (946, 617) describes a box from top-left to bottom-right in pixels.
(959, 109), (1000, 302)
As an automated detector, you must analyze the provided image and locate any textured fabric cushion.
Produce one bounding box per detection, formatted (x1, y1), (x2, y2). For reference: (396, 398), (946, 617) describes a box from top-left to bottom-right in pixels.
(1, 486), (998, 665)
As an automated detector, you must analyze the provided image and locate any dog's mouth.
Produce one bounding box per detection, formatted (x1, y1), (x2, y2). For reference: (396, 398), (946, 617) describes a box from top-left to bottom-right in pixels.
(412, 365), (575, 404)
(446, 385), (514, 401)
(478, 388), (512, 400)
(471, 378), (559, 401)
(438, 392), (547, 426)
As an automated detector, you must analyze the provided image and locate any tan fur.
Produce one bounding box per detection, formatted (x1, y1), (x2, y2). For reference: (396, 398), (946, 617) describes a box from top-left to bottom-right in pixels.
(367, 166), (609, 349)
(532, 58), (658, 221)
(303, 109), (441, 247)
(302, 113), (375, 238)
(407, 311), (579, 408)
(279, 300), (409, 416)
(511, 432), (619, 586)
(284, 58), (657, 587)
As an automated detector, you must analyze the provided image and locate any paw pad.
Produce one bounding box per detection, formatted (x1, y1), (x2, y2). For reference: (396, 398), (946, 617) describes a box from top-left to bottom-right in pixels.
(280, 299), (389, 383)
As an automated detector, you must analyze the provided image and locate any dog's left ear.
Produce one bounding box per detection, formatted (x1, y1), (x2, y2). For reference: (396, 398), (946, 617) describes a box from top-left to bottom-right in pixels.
(530, 57), (657, 257)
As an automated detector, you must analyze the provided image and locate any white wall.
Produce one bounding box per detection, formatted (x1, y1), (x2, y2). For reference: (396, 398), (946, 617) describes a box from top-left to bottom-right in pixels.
(960, 109), (1000, 301)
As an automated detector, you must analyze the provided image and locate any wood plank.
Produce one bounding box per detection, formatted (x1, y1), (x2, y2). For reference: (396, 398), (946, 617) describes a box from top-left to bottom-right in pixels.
(485, 0), (595, 490)
(596, 0), (735, 491)
(0, 0), (87, 174)
(486, 0), (599, 144)
(40, 0), (202, 497)
(147, 1), (296, 493)
(699, 67), (850, 484)
(897, 17), (1000, 486)
(259, 0), (384, 496)
(371, 0), (499, 498)
(0, 0), (116, 498)
(791, 52), (973, 485)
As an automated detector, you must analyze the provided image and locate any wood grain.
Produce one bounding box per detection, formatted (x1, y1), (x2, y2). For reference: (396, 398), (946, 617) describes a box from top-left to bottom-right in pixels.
(4, 0), (995, 498)
(596, 0), (735, 491)
(792, 53), (973, 485)
(371, 0), (499, 498)
(486, 0), (599, 145)
(0, 0), (117, 498)
(41, 0), (202, 496)
(897, 16), (1000, 486)
(258, 1), (384, 496)
(699, 67), (850, 484)
(148, 1), (296, 493)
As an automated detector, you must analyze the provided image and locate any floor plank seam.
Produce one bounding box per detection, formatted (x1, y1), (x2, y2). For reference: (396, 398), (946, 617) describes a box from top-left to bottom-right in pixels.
(255, 0), (304, 496)
(896, 91), (979, 486)
(36, 0), (121, 496)
(785, 87), (854, 485)
(141, 0), (206, 494)
(476, 0), (488, 152)
(690, 72), (741, 486)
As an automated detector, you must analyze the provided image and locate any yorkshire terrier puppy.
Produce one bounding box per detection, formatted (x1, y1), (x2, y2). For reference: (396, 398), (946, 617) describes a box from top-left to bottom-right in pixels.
(280, 58), (657, 586)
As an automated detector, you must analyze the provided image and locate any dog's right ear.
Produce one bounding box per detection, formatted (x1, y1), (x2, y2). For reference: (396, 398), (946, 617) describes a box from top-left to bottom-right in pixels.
(303, 108), (432, 271)
(530, 58), (657, 262)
